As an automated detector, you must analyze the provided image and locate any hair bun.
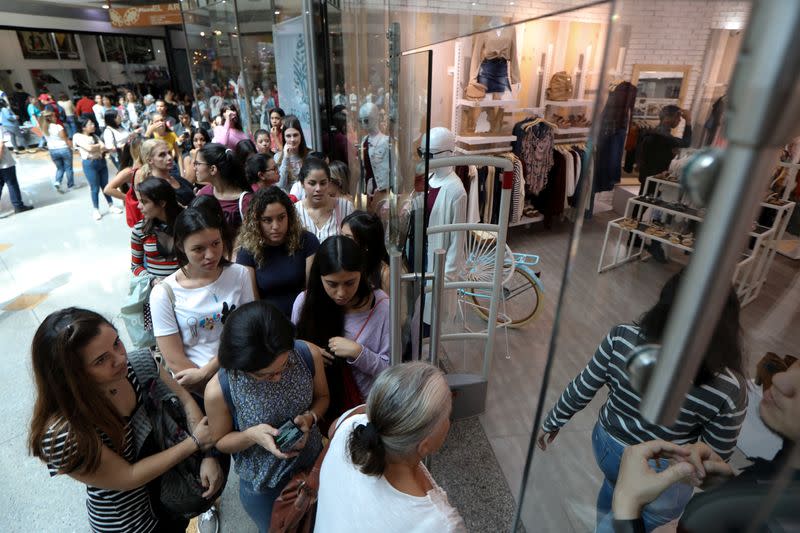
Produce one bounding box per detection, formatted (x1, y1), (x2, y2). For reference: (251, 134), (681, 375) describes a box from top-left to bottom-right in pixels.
(355, 422), (382, 448)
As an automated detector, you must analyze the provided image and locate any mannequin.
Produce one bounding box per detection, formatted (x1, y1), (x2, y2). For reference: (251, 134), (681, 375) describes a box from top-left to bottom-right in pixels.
(348, 85), (359, 113)
(420, 127), (467, 325)
(465, 19), (521, 135)
(359, 102), (391, 209)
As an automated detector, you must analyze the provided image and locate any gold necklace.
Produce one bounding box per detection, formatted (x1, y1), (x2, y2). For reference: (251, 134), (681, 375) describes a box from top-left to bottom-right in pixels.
(306, 202), (333, 228)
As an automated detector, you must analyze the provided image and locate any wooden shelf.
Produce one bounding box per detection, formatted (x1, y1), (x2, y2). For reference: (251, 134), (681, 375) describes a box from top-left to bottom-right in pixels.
(544, 99), (594, 107)
(457, 98), (518, 108)
(510, 213), (544, 227)
(455, 135), (516, 146)
(554, 127), (591, 135)
(454, 146), (511, 155)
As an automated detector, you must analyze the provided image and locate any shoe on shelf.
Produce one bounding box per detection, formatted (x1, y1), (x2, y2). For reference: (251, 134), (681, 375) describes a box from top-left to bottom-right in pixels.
(645, 242), (668, 264)
(197, 507), (219, 533)
(93, 209), (102, 221)
(14, 205), (34, 214)
(108, 205), (123, 214)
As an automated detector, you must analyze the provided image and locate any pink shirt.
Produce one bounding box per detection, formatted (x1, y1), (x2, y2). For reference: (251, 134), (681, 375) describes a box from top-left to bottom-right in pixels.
(212, 118), (252, 150)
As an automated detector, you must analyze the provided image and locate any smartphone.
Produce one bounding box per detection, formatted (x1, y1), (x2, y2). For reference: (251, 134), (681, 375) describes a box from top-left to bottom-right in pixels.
(275, 419), (304, 453)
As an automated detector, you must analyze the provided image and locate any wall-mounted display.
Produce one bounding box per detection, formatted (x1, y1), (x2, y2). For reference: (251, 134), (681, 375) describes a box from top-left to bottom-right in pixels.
(97, 35), (155, 63)
(125, 37), (156, 63)
(53, 33), (80, 60)
(17, 31), (58, 60)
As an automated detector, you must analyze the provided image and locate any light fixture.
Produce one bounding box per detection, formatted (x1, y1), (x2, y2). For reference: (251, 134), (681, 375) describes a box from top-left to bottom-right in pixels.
(274, 10), (280, 14)
(200, 31), (206, 36)
(102, 3), (110, 8)
(213, 29), (222, 35)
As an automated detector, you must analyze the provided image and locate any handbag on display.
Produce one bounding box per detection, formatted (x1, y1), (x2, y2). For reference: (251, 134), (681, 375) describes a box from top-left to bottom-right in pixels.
(546, 71), (573, 101)
(465, 81), (488, 100)
(119, 273), (155, 349)
(269, 406), (366, 533)
(127, 349), (226, 520)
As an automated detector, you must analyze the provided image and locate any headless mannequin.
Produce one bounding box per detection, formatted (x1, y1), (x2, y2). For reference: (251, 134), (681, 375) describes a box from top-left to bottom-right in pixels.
(359, 103), (390, 210)
(464, 17), (519, 135)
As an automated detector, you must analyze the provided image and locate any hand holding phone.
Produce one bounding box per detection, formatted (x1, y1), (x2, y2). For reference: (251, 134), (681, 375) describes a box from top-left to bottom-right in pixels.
(275, 419), (304, 453)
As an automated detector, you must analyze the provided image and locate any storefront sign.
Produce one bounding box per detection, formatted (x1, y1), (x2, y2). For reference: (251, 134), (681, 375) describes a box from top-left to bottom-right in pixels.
(109, 4), (182, 28)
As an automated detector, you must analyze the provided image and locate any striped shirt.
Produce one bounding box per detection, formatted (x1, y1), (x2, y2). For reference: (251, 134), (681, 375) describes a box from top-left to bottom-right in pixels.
(542, 324), (747, 459)
(43, 363), (158, 533)
(131, 220), (179, 278)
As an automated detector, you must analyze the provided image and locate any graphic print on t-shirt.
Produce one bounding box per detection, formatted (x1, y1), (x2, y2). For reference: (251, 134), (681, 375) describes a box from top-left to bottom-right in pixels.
(187, 301), (235, 336)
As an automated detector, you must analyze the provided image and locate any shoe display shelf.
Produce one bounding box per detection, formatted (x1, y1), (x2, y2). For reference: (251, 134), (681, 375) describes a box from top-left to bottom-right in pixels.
(597, 174), (796, 306)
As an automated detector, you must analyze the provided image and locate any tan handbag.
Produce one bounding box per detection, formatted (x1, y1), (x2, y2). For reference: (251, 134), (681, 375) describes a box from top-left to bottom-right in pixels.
(465, 81), (487, 100)
(546, 72), (573, 101)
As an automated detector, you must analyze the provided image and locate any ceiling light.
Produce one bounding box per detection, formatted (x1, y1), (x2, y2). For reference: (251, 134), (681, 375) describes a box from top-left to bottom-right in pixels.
(102, 3), (110, 8)
(274, 10), (280, 14)
(213, 29), (222, 35)
(200, 31), (206, 36)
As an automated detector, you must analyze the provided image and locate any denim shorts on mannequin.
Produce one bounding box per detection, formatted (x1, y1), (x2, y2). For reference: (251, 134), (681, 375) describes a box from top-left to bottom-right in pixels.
(477, 58), (512, 93)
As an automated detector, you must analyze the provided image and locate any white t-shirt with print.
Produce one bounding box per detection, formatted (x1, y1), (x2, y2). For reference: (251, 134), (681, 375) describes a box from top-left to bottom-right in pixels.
(150, 264), (254, 367)
(315, 412), (467, 533)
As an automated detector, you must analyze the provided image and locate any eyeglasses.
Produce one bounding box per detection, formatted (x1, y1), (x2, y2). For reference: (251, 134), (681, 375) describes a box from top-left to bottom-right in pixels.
(266, 167), (278, 174)
(416, 148), (452, 159)
(252, 352), (295, 380)
(192, 160), (210, 167)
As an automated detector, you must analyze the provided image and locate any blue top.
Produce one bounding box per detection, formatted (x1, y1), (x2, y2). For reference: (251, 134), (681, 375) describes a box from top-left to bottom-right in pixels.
(0, 107), (19, 128)
(236, 230), (319, 318)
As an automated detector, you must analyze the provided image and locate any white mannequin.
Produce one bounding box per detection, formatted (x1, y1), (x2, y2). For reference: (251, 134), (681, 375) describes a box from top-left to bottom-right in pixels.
(419, 127), (467, 326)
(359, 102), (390, 193)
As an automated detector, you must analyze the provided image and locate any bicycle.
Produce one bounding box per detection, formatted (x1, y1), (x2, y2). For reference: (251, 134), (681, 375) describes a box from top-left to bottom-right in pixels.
(457, 230), (544, 328)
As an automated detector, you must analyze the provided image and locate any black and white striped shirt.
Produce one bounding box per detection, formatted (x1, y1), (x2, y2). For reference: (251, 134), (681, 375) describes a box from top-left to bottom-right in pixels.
(43, 363), (158, 533)
(542, 324), (747, 459)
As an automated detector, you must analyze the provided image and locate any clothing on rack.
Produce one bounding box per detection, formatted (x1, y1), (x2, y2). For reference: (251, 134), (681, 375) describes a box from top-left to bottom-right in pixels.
(594, 81), (637, 193)
(703, 95), (725, 146)
(512, 117), (556, 195)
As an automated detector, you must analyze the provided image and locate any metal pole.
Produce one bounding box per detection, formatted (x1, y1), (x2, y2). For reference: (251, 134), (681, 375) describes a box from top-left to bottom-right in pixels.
(429, 249), (446, 366)
(389, 250), (403, 366)
(482, 177), (511, 379)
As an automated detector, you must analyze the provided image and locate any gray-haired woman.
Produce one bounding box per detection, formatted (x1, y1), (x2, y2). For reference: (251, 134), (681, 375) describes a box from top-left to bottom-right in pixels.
(315, 362), (466, 532)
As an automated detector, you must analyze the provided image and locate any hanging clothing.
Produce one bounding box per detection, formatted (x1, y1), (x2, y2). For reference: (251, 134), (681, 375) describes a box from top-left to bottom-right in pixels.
(594, 82), (637, 192)
(512, 119), (555, 195)
(703, 96), (726, 146)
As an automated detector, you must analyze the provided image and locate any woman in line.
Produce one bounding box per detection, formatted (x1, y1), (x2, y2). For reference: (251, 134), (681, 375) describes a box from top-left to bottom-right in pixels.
(39, 109), (74, 193)
(234, 138), (257, 167)
(537, 270), (747, 533)
(293, 235), (390, 419)
(73, 116), (122, 220)
(125, 91), (142, 129)
(102, 111), (137, 170)
(150, 204), (257, 397)
(146, 113), (184, 178)
(329, 160), (353, 202)
(254, 128), (271, 155)
(137, 139), (195, 206)
(237, 187), (319, 318)
(294, 158), (354, 242)
(244, 153), (278, 191)
(29, 307), (221, 533)
(182, 127), (211, 186)
(341, 211), (391, 295)
(315, 362), (466, 532)
(131, 178), (183, 281)
(265, 107), (285, 153)
(274, 115), (308, 192)
(104, 138), (146, 227)
(212, 105), (250, 150)
(195, 143), (254, 235)
(205, 301), (329, 532)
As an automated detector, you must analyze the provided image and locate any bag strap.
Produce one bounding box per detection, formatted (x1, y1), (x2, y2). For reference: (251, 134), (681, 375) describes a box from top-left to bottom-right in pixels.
(218, 368), (239, 431)
(293, 339), (315, 377)
(238, 191), (249, 219)
(353, 295), (388, 342)
(127, 348), (160, 383)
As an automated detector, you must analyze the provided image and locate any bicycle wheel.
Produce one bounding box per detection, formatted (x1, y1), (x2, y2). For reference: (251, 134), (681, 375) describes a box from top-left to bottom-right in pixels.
(470, 268), (542, 328)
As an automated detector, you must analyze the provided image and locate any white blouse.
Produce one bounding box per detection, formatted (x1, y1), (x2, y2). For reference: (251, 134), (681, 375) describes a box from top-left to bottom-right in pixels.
(294, 197), (354, 243)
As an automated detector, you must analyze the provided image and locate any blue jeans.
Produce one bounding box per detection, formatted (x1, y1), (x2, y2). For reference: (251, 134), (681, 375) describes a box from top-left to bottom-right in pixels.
(239, 477), (290, 533)
(592, 422), (694, 533)
(50, 148), (74, 187)
(0, 166), (24, 208)
(3, 124), (25, 151)
(65, 116), (77, 138)
(82, 158), (111, 209)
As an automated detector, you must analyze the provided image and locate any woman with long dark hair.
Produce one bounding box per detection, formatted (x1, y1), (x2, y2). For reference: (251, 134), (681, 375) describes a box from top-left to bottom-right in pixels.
(182, 127), (211, 186)
(292, 235), (390, 419)
(195, 142), (254, 234)
(341, 210), (390, 294)
(205, 301), (329, 531)
(537, 270), (747, 533)
(131, 178), (183, 280)
(28, 307), (220, 532)
(102, 111), (134, 170)
(237, 186), (319, 317)
(294, 158), (354, 242)
(39, 109), (74, 193)
(212, 104), (251, 150)
(274, 114), (308, 192)
(150, 202), (257, 396)
(73, 115), (121, 220)
(265, 107), (285, 153)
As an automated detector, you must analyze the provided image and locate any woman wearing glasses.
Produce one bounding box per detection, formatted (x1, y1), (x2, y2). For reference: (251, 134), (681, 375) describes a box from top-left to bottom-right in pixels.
(236, 187), (319, 318)
(205, 301), (329, 532)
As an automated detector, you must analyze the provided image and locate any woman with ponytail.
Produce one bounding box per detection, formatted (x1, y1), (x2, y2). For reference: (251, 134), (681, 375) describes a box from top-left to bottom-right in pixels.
(315, 362), (466, 532)
(195, 142), (253, 234)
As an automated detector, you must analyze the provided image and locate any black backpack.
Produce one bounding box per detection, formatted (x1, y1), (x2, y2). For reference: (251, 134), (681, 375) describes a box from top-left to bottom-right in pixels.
(127, 349), (226, 520)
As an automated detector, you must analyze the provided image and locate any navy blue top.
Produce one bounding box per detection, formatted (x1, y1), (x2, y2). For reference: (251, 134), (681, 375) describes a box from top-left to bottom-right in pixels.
(236, 230), (319, 317)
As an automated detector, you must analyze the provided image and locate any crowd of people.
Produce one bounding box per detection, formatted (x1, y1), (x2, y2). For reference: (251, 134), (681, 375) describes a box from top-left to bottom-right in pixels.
(14, 81), (800, 533)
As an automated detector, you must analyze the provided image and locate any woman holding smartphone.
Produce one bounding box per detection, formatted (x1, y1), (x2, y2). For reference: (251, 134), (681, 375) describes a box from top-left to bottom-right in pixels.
(205, 301), (329, 532)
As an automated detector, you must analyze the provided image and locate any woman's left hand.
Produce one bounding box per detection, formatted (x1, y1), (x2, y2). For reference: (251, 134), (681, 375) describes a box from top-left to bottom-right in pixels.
(199, 457), (224, 498)
(328, 337), (362, 359)
(290, 412), (314, 451)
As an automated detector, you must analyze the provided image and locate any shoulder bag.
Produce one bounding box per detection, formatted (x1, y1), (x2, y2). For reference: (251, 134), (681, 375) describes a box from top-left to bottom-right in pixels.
(127, 349), (226, 520)
(269, 405), (366, 533)
(120, 273), (155, 349)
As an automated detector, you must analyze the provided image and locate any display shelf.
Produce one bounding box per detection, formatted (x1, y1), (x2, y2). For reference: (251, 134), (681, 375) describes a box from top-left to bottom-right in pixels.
(454, 146), (511, 155)
(554, 127), (591, 135)
(607, 218), (694, 252)
(544, 99), (594, 107)
(509, 213), (544, 227)
(777, 239), (800, 259)
(457, 98), (519, 108)
(455, 135), (517, 145)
